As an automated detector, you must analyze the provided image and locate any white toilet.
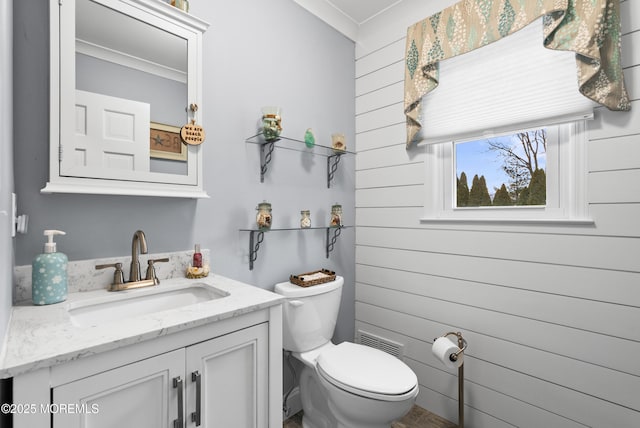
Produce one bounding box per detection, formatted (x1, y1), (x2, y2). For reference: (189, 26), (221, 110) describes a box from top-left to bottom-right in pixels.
(275, 276), (419, 428)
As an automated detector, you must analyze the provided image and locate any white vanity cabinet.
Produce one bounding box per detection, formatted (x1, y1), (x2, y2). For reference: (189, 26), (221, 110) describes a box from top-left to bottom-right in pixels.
(12, 308), (281, 428)
(186, 324), (269, 427)
(45, 0), (209, 198)
(53, 348), (185, 428)
(53, 323), (268, 427)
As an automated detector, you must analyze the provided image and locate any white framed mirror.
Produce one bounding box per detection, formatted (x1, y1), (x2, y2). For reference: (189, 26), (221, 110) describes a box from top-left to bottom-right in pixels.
(44, 0), (209, 198)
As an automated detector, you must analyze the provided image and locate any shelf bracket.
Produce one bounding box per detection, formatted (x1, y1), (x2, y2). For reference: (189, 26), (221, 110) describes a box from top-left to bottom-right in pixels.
(325, 226), (342, 258)
(260, 140), (277, 182)
(327, 153), (342, 188)
(249, 230), (265, 270)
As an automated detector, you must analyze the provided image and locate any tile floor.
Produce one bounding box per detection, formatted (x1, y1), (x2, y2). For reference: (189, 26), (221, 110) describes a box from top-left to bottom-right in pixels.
(283, 405), (457, 428)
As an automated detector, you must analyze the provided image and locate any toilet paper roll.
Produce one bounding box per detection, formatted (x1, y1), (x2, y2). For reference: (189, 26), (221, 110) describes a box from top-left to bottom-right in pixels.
(432, 336), (464, 369)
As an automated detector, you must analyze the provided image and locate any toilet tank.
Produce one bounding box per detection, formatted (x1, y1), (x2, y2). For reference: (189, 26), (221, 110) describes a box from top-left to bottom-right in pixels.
(274, 276), (344, 353)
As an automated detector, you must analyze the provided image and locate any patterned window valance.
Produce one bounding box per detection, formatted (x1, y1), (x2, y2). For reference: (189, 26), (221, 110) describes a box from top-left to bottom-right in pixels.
(404, 0), (630, 149)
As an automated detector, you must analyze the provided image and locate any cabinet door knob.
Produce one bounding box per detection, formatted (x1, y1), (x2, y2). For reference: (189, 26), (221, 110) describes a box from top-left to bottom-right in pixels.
(191, 371), (202, 426)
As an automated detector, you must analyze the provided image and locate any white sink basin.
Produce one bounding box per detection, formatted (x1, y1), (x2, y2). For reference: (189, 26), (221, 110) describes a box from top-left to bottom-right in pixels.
(68, 283), (229, 327)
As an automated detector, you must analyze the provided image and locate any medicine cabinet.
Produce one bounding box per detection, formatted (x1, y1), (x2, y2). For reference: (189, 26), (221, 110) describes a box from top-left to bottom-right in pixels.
(44, 0), (209, 197)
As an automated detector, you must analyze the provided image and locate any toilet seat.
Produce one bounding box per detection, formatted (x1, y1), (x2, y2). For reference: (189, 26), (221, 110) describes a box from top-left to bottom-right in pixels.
(317, 342), (418, 402)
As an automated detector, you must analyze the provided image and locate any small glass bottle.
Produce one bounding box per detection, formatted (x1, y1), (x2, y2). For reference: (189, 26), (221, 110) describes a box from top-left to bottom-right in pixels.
(256, 201), (273, 230)
(300, 210), (311, 228)
(192, 244), (203, 268)
(330, 203), (342, 227)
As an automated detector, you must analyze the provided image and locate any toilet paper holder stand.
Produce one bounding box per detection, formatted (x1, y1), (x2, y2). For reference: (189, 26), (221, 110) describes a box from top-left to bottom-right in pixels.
(434, 331), (468, 428)
(434, 331), (467, 362)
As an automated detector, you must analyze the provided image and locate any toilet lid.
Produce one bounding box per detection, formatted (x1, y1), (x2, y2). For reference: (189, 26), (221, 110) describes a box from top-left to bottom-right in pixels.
(274, 276), (343, 298)
(317, 342), (417, 397)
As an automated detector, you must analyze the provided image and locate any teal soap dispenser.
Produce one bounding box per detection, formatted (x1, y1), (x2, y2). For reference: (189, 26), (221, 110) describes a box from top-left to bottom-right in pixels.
(32, 230), (68, 305)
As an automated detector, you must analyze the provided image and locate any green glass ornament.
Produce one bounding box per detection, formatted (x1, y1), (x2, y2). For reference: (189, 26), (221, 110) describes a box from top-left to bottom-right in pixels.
(304, 128), (315, 148)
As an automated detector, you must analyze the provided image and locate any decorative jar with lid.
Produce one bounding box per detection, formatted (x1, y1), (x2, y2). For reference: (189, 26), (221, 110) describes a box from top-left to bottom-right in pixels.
(300, 210), (311, 228)
(261, 106), (282, 141)
(331, 133), (346, 153)
(330, 203), (342, 227)
(256, 201), (273, 230)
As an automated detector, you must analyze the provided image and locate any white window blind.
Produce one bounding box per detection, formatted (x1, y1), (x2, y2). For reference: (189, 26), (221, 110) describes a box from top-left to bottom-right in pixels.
(419, 17), (595, 145)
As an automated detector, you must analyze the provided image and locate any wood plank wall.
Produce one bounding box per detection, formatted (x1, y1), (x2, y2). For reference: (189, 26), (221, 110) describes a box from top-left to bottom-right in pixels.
(354, 0), (640, 426)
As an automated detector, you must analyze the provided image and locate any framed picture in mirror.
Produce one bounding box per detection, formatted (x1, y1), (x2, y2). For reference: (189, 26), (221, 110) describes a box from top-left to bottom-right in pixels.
(150, 122), (187, 161)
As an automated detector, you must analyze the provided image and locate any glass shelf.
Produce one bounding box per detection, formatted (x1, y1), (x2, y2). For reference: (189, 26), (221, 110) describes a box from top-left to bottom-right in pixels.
(245, 132), (354, 187)
(239, 226), (350, 270)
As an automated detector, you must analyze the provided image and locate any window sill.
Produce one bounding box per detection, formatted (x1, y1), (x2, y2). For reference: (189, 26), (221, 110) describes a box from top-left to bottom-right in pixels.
(420, 217), (595, 226)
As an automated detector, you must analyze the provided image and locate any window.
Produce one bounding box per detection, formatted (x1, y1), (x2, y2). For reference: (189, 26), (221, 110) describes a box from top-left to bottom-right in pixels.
(422, 120), (592, 224)
(415, 18), (596, 225)
(455, 127), (550, 208)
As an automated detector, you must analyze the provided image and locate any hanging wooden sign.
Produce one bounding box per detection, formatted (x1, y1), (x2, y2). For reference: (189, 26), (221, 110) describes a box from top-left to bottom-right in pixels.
(180, 120), (206, 146)
(180, 103), (206, 146)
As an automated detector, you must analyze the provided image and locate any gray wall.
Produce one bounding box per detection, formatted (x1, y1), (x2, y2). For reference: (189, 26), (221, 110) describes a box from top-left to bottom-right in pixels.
(12, 0), (355, 367)
(355, 0), (640, 426)
(1, 0), (13, 344)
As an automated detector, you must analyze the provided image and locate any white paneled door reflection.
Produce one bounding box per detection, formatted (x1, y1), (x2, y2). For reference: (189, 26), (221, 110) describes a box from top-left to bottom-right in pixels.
(62, 90), (150, 179)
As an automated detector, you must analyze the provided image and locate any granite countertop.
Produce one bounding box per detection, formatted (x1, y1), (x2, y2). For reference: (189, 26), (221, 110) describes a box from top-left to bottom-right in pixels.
(0, 274), (283, 379)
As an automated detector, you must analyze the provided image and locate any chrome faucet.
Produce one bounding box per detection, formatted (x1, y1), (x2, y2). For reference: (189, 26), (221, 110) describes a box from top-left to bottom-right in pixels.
(130, 230), (148, 282)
